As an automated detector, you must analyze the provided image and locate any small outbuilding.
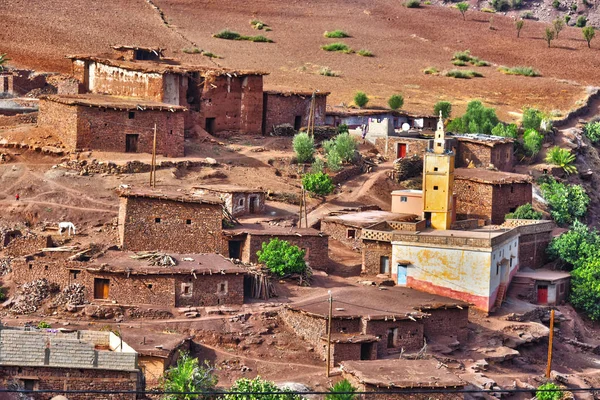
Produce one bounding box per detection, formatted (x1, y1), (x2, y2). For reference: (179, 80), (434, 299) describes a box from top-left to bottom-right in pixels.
(194, 185), (266, 217)
(262, 90), (328, 134)
(510, 269), (571, 306)
(454, 133), (515, 172)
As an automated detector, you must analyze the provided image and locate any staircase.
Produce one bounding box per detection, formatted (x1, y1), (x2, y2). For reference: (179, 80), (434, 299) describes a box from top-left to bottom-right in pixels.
(494, 283), (508, 309)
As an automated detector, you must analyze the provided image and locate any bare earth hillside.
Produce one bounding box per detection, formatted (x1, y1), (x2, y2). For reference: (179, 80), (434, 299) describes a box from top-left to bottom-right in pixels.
(1, 0), (599, 119)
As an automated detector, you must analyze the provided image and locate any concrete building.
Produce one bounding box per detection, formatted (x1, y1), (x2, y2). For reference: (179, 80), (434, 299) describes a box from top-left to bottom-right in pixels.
(454, 134), (515, 172)
(391, 190), (424, 216)
(38, 94), (186, 156)
(262, 90), (328, 134)
(374, 131), (435, 161)
(340, 359), (465, 399)
(118, 189), (224, 254)
(194, 185), (266, 217)
(510, 269), (571, 306)
(0, 326), (139, 400)
(281, 286), (468, 367)
(325, 108), (436, 131)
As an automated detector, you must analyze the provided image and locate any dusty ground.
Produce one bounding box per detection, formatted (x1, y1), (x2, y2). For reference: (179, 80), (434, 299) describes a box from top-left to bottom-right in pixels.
(2, 0), (598, 120)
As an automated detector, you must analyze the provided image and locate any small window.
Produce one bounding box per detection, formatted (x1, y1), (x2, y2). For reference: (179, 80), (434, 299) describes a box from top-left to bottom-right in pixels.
(496, 265), (499, 275)
(155, 217), (161, 223)
(511, 185), (515, 193)
(347, 229), (357, 239)
(44, 265), (49, 271)
(218, 282), (228, 294)
(433, 186), (439, 190)
(169, 130), (173, 135)
(28, 264), (33, 270)
(433, 167), (439, 172)
(128, 111), (135, 119)
(387, 328), (398, 348)
(22, 379), (36, 391)
(400, 196), (408, 203)
(70, 269), (80, 279)
(238, 198), (245, 207)
(181, 283), (192, 297)
(437, 143), (442, 147)
(186, 219), (192, 225)
(147, 283), (153, 289)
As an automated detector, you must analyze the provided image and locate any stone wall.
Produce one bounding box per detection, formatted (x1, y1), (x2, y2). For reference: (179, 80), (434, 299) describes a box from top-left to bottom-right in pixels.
(365, 319), (424, 357)
(491, 183), (532, 225)
(374, 137), (430, 160)
(262, 93), (327, 135)
(342, 373), (464, 400)
(174, 274), (244, 307)
(361, 240), (392, 276)
(87, 62), (165, 101)
(3, 235), (52, 257)
(421, 308), (469, 343)
(196, 190), (266, 217)
(506, 220), (554, 269)
(321, 221), (362, 250)
(455, 141), (514, 172)
(240, 233), (329, 270)
(279, 308), (326, 348)
(119, 197), (223, 254)
(38, 99), (79, 150)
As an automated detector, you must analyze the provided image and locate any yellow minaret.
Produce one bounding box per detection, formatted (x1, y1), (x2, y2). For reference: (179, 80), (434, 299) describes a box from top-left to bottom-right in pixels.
(422, 111), (455, 230)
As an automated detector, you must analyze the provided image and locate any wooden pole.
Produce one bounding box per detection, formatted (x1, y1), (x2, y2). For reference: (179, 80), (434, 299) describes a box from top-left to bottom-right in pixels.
(151, 123), (157, 187)
(326, 290), (333, 377)
(298, 187), (304, 228)
(304, 187), (308, 228)
(546, 309), (555, 378)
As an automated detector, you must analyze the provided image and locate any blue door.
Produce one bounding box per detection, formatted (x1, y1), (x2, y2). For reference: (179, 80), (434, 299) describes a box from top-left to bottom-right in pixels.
(397, 264), (407, 285)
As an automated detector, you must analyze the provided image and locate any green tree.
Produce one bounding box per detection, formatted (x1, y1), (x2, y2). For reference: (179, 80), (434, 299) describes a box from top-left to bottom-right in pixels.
(491, 123), (518, 138)
(327, 149), (343, 171)
(583, 26), (595, 48)
(388, 94), (404, 110)
(326, 379), (358, 400)
(223, 377), (303, 400)
(353, 91), (369, 108)
(522, 128), (543, 157)
(540, 178), (589, 226)
(553, 18), (565, 38)
(522, 107), (544, 130)
(446, 100), (499, 134)
(302, 171), (335, 196)
(0, 54), (10, 72)
(545, 26), (555, 47)
(515, 19), (525, 37)
(434, 101), (452, 119)
(536, 382), (563, 400)
(576, 15), (587, 27)
(292, 132), (315, 163)
(457, 2), (469, 20)
(547, 220), (600, 268)
(584, 121), (600, 143)
(257, 238), (307, 277)
(162, 352), (217, 400)
(545, 146), (577, 175)
(570, 259), (600, 320)
(333, 132), (358, 162)
(505, 203), (543, 220)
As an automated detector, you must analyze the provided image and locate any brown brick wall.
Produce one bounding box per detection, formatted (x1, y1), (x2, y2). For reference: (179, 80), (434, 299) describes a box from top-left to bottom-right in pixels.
(4, 235), (52, 257)
(421, 308), (469, 343)
(280, 308), (327, 348)
(262, 93), (327, 134)
(456, 141), (514, 172)
(240, 233), (329, 270)
(518, 231), (552, 269)
(0, 365), (138, 400)
(491, 183), (532, 225)
(374, 137), (430, 160)
(38, 99), (79, 150)
(174, 274), (244, 307)
(119, 197), (223, 254)
(454, 179), (493, 223)
(321, 221), (362, 250)
(362, 240), (392, 276)
(89, 62), (165, 101)
(240, 76), (264, 135)
(365, 320), (424, 357)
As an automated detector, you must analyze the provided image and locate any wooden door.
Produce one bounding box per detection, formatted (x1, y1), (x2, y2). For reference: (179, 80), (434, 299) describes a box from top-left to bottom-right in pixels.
(249, 197), (259, 214)
(537, 285), (548, 304)
(397, 143), (407, 159)
(94, 278), (110, 299)
(125, 134), (139, 153)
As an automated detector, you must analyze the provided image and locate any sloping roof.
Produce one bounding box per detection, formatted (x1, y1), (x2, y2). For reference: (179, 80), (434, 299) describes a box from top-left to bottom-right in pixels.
(323, 211), (417, 228)
(41, 94), (186, 112)
(118, 188), (223, 205)
(194, 185), (266, 194)
(341, 359), (465, 388)
(454, 168), (533, 184)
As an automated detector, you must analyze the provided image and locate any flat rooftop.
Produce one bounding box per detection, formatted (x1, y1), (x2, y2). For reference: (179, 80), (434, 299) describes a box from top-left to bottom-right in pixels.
(455, 168), (532, 184)
(88, 251), (245, 275)
(41, 94), (186, 112)
(194, 184), (266, 194)
(118, 188), (223, 205)
(515, 268), (571, 282)
(341, 359), (465, 388)
(120, 329), (191, 358)
(326, 107), (433, 119)
(225, 223), (325, 237)
(264, 89), (330, 97)
(452, 133), (514, 146)
(323, 210), (417, 228)
(288, 286), (468, 320)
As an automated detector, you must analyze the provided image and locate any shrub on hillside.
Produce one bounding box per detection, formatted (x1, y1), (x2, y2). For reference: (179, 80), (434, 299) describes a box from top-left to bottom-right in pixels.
(302, 172), (335, 196)
(498, 66), (540, 77)
(540, 177), (589, 226)
(357, 49), (374, 57)
(292, 132), (315, 163)
(162, 352), (217, 400)
(388, 94), (404, 110)
(324, 30), (350, 38)
(257, 238), (307, 277)
(321, 42), (353, 53)
(491, 0), (511, 11)
(224, 377), (302, 400)
(505, 203), (543, 220)
(354, 91), (369, 108)
(446, 100), (498, 134)
(576, 16), (587, 27)
(326, 379), (358, 400)
(536, 383), (563, 400)
(445, 69), (483, 79)
(491, 123), (518, 138)
(522, 107), (545, 130)
(522, 128), (543, 157)
(545, 146), (577, 175)
(405, 0), (422, 7)
(584, 121), (600, 143)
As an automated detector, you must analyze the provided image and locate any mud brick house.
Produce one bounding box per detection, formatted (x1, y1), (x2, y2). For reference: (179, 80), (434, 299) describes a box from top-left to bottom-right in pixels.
(38, 94), (185, 156)
(509, 269), (571, 306)
(281, 286), (468, 367)
(0, 69), (50, 97)
(66, 50), (266, 135)
(223, 224), (329, 270)
(454, 168), (533, 225)
(194, 185), (266, 217)
(110, 45), (164, 62)
(262, 90), (328, 134)
(340, 359), (465, 399)
(0, 228), (51, 257)
(454, 134), (515, 172)
(503, 219), (554, 269)
(321, 210), (417, 250)
(118, 189), (224, 254)
(0, 326), (139, 400)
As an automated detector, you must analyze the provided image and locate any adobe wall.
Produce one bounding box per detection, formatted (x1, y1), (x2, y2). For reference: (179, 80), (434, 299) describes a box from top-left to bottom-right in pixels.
(456, 141), (514, 172)
(82, 272), (175, 306)
(374, 137), (430, 160)
(0, 366), (138, 400)
(421, 308), (469, 343)
(197, 190), (266, 217)
(491, 183), (532, 225)
(0, 74), (13, 94)
(329, 341), (377, 367)
(119, 197), (223, 254)
(262, 93), (327, 134)
(516, 230), (552, 269)
(240, 76), (264, 134)
(321, 221), (362, 250)
(365, 320), (423, 357)
(454, 179), (493, 223)
(11, 257), (83, 288)
(88, 62), (165, 101)
(174, 274), (244, 307)
(75, 106), (184, 157)
(279, 308), (327, 348)
(38, 99), (79, 150)
(241, 233), (329, 270)
(342, 373), (464, 400)
(361, 240), (392, 276)
(3, 235), (52, 257)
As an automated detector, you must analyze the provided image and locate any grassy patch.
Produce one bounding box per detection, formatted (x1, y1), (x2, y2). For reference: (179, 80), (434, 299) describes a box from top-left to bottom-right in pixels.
(423, 67), (439, 75)
(321, 42), (353, 53)
(452, 60), (468, 66)
(405, 0), (421, 7)
(357, 49), (374, 57)
(250, 19), (269, 30)
(182, 47), (202, 54)
(481, 7), (496, 12)
(452, 50), (490, 67)
(213, 29), (274, 43)
(498, 66), (540, 76)
(319, 67), (339, 77)
(202, 52), (221, 59)
(446, 69), (483, 79)
(324, 30), (350, 38)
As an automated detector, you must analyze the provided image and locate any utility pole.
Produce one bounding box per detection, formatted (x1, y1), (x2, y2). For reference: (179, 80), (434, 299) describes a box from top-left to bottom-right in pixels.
(150, 123), (157, 188)
(326, 290), (333, 377)
(546, 309), (555, 378)
(298, 187), (304, 228)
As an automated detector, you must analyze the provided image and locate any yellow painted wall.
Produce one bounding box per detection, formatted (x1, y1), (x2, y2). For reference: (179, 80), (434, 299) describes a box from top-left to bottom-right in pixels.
(423, 153), (455, 230)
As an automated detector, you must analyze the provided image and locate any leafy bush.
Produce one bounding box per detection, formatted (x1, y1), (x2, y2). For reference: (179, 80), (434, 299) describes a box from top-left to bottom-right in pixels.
(522, 107), (545, 130)
(302, 172), (335, 196)
(292, 132), (315, 163)
(183, 47), (202, 54)
(213, 29), (274, 42)
(522, 128), (543, 157)
(537, 383), (563, 400)
(319, 67), (339, 77)
(584, 121), (600, 143)
(583, 26), (596, 48)
(452, 50), (472, 62)
(162, 352), (217, 400)
(37, 321), (51, 329)
(445, 69), (483, 79)
(333, 132), (358, 161)
(540, 178), (589, 226)
(452, 60), (467, 66)
(357, 49), (374, 57)
(337, 124), (350, 134)
(324, 30), (350, 38)
(545, 26), (555, 47)
(505, 203), (543, 220)
(250, 19), (269, 30)
(388, 94), (404, 110)
(491, 0), (511, 11)
(457, 2), (469, 19)
(545, 146), (577, 175)
(547, 220), (600, 267)
(326, 379), (358, 400)
(565, 15), (571, 23)
(224, 377), (302, 400)
(434, 101), (452, 119)
(321, 42), (353, 53)
(405, 0), (422, 7)
(327, 150), (343, 171)
(202, 52), (220, 59)
(571, 3), (578, 10)
(498, 66), (540, 77)
(552, 0), (560, 8)
(447, 100), (499, 134)
(521, 11), (535, 19)
(491, 123), (518, 138)
(354, 91), (369, 108)
(257, 238), (307, 277)
(311, 158), (325, 173)
(553, 18), (565, 38)
(423, 67), (439, 75)
(471, 58), (490, 66)
(576, 16), (587, 27)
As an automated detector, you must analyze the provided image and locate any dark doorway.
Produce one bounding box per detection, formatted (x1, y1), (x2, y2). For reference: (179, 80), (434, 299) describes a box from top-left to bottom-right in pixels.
(125, 134), (139, 153)
(537, 285), (548, 304)
(94, 278), (110, 299)
(380, 256), (390, 274)
(397, 143), (407, 159)
(2, 77), (8, 93)
(229, 241), (242, 259)
(205, 118), (216, 134)
(360, 343), (373, 360)
(249, 197), (259, 214)
(294, 115), (302, 131)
